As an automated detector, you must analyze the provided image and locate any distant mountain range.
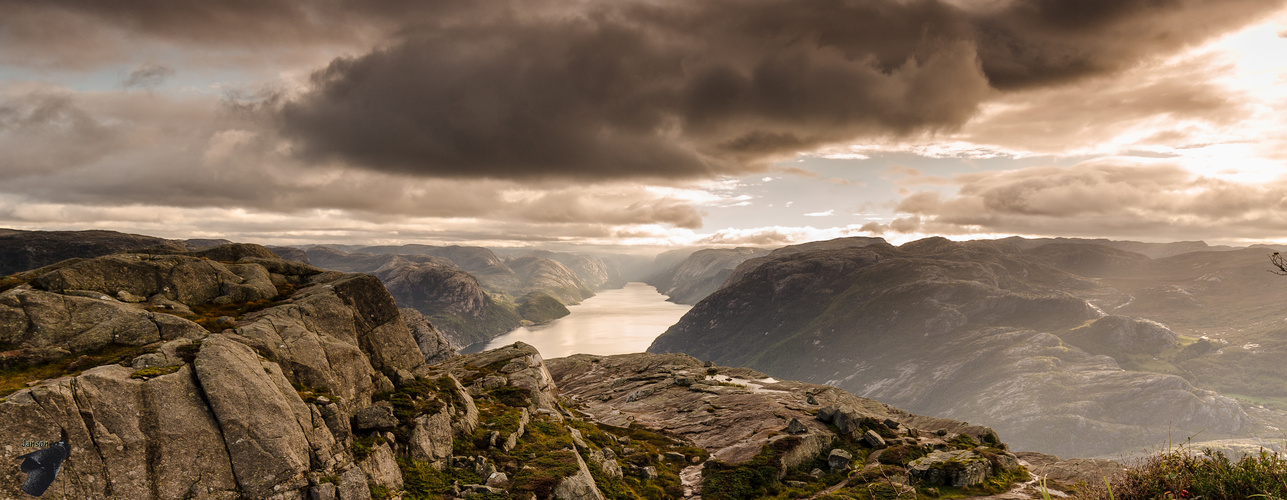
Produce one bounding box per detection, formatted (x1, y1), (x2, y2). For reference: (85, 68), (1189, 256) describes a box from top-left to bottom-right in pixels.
(649, 236), (1287, 458)
(0, 230), (625, 349)
(7, 228), (1285, 460)
(302, 244), (622, 347)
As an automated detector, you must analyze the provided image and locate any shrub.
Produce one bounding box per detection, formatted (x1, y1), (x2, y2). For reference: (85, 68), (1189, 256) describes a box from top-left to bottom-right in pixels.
(1078, 448), (1287, 500)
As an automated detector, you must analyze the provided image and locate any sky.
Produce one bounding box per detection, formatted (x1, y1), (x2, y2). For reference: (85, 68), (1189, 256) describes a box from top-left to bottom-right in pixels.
(2, 0), (1287, 253)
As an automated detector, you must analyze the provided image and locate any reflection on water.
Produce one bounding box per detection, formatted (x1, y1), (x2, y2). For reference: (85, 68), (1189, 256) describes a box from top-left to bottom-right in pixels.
(461, 282), (691, 358)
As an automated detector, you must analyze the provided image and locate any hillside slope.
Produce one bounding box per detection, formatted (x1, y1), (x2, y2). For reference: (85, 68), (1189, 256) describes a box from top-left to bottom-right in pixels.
(649, 237), (1287, 457)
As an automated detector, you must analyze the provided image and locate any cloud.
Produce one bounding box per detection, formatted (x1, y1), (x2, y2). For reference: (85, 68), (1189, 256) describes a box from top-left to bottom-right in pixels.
(778, 167), (819, 178)
(876, 160), (1287, 240)
(804, 210), (836, 217)
(122, 63), (175, 89)
(0, 84), (712, 232)
(274, 0), (1279, 181)
(0, 1), (553, 70)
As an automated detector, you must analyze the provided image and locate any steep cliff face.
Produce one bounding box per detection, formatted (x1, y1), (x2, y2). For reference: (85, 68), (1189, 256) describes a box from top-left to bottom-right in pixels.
(649, 237), (1285, 457)
(517, 250), (623, 291)
(307, 248), (524, 346)
(646, 248), (770, 305)
(506, 256), (594, 305)
(373, 260), (522, 345)
(305, 246), (612, 346)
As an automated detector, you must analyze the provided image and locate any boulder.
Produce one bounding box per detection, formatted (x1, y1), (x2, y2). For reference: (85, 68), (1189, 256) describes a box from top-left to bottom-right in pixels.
(409, 410), (454, 462)
(337, 467), (372, 500)
(353, 402), (398, 431)
(553, 450), (607, 500)
(785, 418), (808, 434)
(486, 472), (510, 488)
(0, 288), (203, 351)
(570, 428), (588, 448)
(588, 449), (623, 479)
(193, 334), (312, 498)
(863, 430), (887, 448)
(402, 308), (459, 365)
(358, 442), (404, 492)
(907, 450), (993, 487)
(828, 449), (853, 472)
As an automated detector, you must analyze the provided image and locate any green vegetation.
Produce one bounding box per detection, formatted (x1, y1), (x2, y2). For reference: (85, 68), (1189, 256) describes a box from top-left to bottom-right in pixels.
(426, 296), (522, 346)
(1078, 448), (1287, 500)
(129, 365), (182, 379)
(0, 344), (156, 397)
(369, 484), (393, 499)
(1227, 393), (1287, 412)
(292, 381), (334, 404)
(350, 434), (388, 462)
(399, 458), (486, 499)
(0, 273), (29, 293)
(173, 282), (300, 333)
(879, 444), (929, 467)
(516, 291), (570, 324)
(511, 450), (582, 497)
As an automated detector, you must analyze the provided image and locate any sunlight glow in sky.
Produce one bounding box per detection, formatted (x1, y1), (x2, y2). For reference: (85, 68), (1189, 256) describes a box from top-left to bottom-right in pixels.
(2, 2), (1286, 251)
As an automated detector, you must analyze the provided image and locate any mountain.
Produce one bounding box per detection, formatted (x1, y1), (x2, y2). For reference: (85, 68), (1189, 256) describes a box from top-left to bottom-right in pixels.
(645, 238), (889, 305)
(646, 248), (771, 304)
(506, 256), (595, 305)
(497, 249), (626, 290)
(649, 237), (1287, 457)
(0, 229), (184, 275)
(373, 259), (523, 347)
(0, 229), (313, 277)
(306, 246), (615, 346)
(0, 244), (1061, 498)
(998, 236), (1243, 259)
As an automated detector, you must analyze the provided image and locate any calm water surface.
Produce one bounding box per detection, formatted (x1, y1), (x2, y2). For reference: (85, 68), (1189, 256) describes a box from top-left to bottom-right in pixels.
(462, 282), (691, 358)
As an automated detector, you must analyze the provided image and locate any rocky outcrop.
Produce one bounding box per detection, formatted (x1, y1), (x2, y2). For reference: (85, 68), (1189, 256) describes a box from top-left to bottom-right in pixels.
(553, 451), (606, 500)
(548, 352), (1027, 498)
(908, 450), (992, 487)
(1062, 315), (1179, 357)
(440, 342), (562, 416)
(30, 254), (277, 307)
(194, 334), (319, 497)
(0, 244), (434, 498)
(401, 308), (460, 364)
(0, 287), (206, 351)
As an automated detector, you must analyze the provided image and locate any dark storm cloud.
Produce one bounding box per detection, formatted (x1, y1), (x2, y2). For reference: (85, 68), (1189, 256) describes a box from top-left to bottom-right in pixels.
(122, 63), (175, 89)
(277, 0), (1279, 180)
(0, 0), (560, 68)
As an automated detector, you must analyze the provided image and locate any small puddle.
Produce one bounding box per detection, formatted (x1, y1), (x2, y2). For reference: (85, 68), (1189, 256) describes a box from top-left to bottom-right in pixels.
(703, 375), (789, 394)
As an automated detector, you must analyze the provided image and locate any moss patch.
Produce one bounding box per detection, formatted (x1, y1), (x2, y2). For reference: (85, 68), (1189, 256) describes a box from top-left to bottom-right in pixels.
(129, 365), (182, 379)
(0, 344), (155, 398)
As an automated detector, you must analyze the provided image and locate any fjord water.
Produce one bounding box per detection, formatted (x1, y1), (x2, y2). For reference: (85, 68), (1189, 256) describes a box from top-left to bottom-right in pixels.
(463, 282), (691, 358)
